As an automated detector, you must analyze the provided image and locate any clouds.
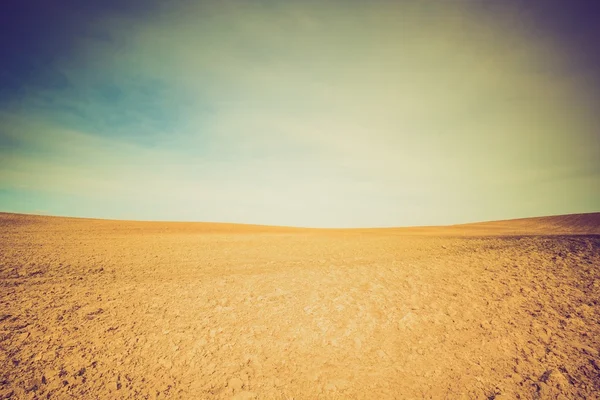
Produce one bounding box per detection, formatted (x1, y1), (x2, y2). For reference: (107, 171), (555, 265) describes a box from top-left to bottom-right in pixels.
(0, 0), (599, 226)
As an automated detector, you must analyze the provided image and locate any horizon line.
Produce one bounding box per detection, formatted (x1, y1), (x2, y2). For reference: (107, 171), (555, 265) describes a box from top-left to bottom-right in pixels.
(1, 210), (598, 230)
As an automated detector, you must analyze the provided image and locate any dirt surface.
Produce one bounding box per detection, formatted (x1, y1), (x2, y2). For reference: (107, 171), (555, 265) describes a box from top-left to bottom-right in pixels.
(1, 212), (599, 399)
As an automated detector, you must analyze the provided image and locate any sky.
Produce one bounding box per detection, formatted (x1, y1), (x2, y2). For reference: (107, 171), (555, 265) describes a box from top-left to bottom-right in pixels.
(0, 0), (599, 227)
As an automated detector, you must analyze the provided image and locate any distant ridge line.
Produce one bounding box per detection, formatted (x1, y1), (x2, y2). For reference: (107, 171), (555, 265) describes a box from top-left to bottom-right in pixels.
(0, 211), (599, 235)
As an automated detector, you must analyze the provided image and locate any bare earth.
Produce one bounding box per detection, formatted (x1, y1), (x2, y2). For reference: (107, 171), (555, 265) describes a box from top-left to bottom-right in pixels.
(1, 212), (599, 399)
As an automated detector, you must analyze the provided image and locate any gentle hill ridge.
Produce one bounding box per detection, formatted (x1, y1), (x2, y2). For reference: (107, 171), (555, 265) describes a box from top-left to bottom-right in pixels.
(1, 212), (598, 235)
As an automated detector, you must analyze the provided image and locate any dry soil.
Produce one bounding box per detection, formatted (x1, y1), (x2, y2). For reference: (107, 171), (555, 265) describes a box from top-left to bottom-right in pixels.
(1, 212), (599, 399)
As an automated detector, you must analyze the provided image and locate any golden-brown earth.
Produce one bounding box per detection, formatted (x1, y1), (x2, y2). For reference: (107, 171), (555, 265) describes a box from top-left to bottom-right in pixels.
(1, 212), (599, 399)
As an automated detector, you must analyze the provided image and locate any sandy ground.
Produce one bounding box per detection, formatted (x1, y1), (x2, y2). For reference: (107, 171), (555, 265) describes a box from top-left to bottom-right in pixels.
(1, 212), (599, 399)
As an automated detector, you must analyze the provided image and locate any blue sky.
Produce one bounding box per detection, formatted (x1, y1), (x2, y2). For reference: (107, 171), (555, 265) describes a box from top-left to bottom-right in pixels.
(1, 0), (599, 227)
